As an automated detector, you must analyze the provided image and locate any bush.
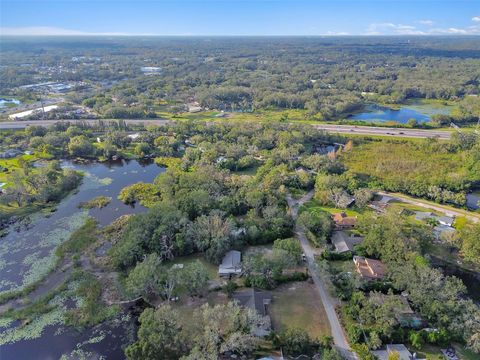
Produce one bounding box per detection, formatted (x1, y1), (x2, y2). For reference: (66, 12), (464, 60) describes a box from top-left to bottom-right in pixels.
(321, 249), (352, 261)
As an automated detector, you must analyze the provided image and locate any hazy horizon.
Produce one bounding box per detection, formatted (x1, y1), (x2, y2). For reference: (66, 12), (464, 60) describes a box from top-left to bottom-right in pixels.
(1, 0), (480, 37)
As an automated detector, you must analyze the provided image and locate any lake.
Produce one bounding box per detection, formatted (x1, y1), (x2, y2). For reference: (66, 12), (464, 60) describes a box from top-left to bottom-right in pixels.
(348, 100), (452, 124)
(0, 159), (164, 359)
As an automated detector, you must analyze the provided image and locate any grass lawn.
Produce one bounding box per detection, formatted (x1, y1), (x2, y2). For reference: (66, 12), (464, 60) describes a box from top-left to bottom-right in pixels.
(169, 254), (219, 280)
(301, 199), (364, 217)
(0, 154), (38, 185)
(414, 343), (478, 360)
(172, 290), (229, 326)
(269, 281), (331, 339)
(415, 343), (447, 360)
(454, 344), (480, 360)
(328, 259), (356, 275)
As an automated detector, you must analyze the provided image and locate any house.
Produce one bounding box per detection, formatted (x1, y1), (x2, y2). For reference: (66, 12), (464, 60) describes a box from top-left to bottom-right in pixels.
(353, 256), (386, 280)
(415, 212), (434, 222)
(127, 133), (140, 140)
(372, 344), (422, 360)
(433, 225), (456, 240)
(331, 231), (363, 253)
(233, 288), (272, 336)
(218, 250), (242, 277)
(187, 102), (203, 113)
(332, 212), (357, 229)
(415, 212), (455, 227)
(233, 288), (272, 317)
(369, 196), (394, 213)
(438, 216), (454, 227)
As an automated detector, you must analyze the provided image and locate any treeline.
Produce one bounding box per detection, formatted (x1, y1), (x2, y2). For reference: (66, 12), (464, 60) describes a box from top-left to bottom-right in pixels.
(1, 37), (479, 120)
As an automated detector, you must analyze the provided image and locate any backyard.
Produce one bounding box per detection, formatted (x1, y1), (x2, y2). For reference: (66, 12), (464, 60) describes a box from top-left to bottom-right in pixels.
(269, 281), (331, 339)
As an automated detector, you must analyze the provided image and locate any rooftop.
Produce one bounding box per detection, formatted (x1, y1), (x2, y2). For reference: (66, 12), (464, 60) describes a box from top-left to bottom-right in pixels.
(233, 288), (272, 316)
(353, 256), (386, 279)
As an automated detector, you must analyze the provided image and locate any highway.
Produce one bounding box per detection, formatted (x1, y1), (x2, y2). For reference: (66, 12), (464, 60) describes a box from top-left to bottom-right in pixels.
(0, 119), (452, 140)
(312, 124), (452, 140)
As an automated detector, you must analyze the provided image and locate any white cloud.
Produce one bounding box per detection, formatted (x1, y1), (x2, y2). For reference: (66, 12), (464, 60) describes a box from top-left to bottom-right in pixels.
(324, 31), (350, 36)
(0, 26), (127, 36)
(419, 20), (434, 26)
(365, 23), (426, 35)
(472, 16), (480, 22)
(365, 22), (480, 36)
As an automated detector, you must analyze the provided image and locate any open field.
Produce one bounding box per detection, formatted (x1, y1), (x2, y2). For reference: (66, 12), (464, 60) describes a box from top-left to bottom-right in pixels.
(169, 254), (219, 280)
(301, 199), (366, 217)
(269, 281), (331, 339)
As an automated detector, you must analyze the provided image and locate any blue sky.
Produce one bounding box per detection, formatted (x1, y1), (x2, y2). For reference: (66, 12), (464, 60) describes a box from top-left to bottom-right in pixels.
(1, 0), (479, 36)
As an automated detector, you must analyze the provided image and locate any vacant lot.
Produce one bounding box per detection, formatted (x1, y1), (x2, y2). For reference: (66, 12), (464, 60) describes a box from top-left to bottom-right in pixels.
(269, 281), (331, 339)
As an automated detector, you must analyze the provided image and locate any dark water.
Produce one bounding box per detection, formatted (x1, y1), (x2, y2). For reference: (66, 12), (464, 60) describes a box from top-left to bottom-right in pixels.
(466, 192), (480, 210)
(0, 159), (164, 359)
(348, 103), (450, 124)
(0, 313), (137, 360)
(432, 257), (480, 302)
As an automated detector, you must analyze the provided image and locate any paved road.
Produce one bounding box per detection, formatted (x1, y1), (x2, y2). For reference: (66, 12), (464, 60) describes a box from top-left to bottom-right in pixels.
(377, 191), (480, 223)
(312, 124), (452, 140)
(286, 191), (357, 360)
(0, 119), (452, 140)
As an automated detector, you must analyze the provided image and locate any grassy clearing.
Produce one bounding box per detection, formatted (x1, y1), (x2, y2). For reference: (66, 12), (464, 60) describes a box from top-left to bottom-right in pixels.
(301, 199), (364, 217)
(0, 154), (38, 186)
(172, 290), (229, 327)
(169, 254), (219, 280)
(415, 343), (447, 360)
(269, 281), (331, 339)
(328, 260), (356, 274)
(454, 344), (480, 360)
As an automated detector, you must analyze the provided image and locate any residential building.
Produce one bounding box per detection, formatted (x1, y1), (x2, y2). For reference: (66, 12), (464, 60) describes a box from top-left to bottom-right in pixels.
(233, 288), (272, 336)
(218, 250), (242, 277)
(353, 256), (386, 280)
(372, 344), (423, 360)
(415, 212), (455, 227)
(332, 212), (357, 229)
(331, 231), (363, 253)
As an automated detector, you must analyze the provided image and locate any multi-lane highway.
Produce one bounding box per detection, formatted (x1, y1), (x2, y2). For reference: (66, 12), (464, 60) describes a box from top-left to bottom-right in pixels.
(312, 124), (452, 140)
(0, 119), (453, 140)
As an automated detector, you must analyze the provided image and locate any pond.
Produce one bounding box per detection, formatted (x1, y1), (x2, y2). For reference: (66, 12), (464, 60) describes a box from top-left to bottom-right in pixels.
(466, 192), (480, 210)
(348, 100), (452, 124)
(0, 159), (164, 359)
